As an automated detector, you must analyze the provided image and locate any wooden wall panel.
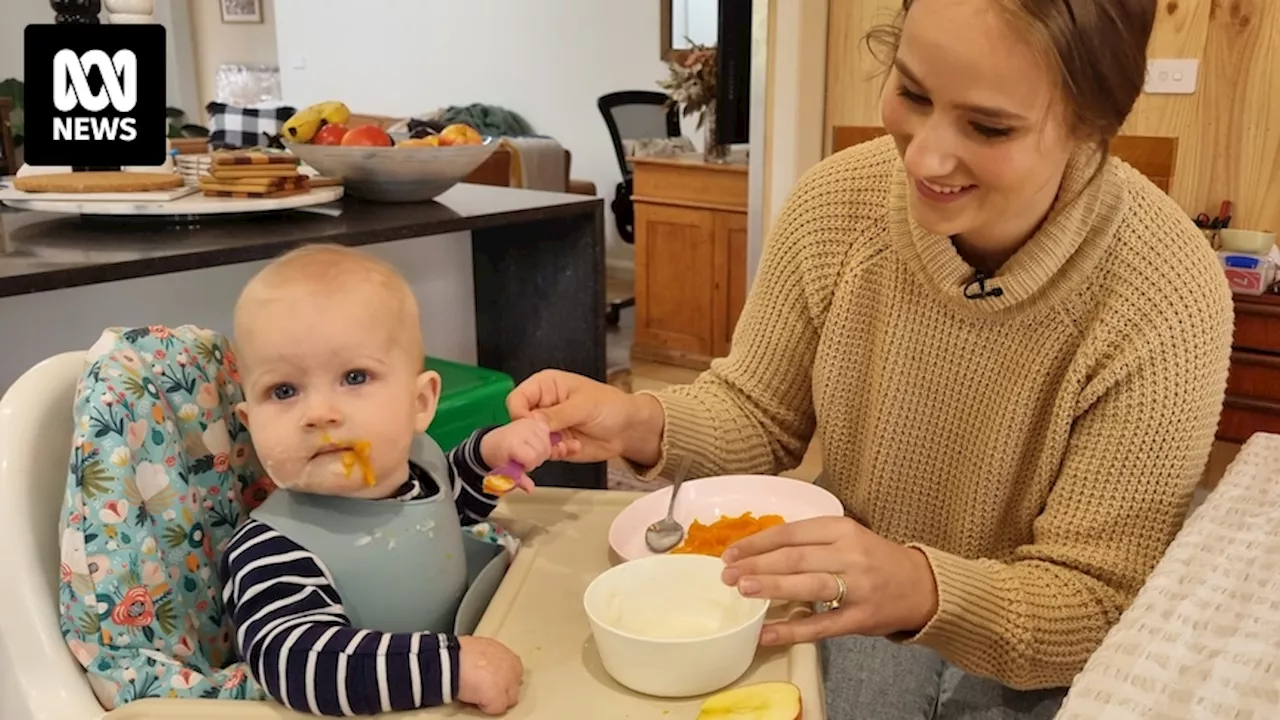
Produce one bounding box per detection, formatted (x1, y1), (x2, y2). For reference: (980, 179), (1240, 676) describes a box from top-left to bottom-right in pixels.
(824, 0), (1280, 233)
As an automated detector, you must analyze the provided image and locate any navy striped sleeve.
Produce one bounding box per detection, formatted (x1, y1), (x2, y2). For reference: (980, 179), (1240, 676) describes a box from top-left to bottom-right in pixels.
(445, 427), (501, 524)
(221, 520), (461, 715)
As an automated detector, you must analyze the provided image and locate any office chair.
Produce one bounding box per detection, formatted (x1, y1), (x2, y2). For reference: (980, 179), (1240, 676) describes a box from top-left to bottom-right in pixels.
(597, 91), (682, 326)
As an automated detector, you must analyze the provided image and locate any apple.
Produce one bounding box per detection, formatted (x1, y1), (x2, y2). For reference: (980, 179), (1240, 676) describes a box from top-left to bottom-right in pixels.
(340, 125), (394, 147)
(696, 682), (802, 720)
(438, 123), (483, 146)
(312, 123), (348, 145)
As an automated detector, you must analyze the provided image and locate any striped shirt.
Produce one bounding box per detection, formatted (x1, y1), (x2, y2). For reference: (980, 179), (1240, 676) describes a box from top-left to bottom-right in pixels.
(221, 429), (498, 715)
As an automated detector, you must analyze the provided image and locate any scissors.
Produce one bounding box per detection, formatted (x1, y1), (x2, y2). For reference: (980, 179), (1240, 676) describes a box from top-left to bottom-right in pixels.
(1195, 200), (1233, 230)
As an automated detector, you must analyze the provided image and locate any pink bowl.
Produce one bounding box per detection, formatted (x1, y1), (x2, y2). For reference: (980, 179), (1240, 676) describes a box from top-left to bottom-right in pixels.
(608, 474), (846, 562)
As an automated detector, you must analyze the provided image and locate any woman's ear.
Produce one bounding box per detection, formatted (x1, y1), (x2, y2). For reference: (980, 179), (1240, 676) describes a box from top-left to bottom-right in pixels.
(413, 370), (441, 433)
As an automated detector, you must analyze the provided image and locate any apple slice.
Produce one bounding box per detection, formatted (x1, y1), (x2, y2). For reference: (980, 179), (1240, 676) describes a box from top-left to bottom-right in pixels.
(696, 681), (802, 719)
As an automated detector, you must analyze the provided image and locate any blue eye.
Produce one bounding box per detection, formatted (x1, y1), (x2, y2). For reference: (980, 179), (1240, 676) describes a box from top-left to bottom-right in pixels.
(271, 384), (297, 401)
(344, 370), (368, 386)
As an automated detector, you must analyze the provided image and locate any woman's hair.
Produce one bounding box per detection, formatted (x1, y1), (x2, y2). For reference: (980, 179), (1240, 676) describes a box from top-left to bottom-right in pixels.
(866, 0), (1157, 153)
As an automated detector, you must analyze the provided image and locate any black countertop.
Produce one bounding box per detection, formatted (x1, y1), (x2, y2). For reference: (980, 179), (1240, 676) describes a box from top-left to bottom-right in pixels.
(0, 183), (602, 298)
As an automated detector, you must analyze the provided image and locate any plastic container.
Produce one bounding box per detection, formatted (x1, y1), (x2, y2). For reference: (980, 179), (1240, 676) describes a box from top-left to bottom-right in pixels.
(1219, 251), (1277, 296)
(425, 356), (514, 450)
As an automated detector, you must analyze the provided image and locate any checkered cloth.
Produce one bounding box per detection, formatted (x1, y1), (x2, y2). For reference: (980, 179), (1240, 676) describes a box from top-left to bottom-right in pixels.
(1058, 432), (1280, 718)
(205, 101), (296, 150)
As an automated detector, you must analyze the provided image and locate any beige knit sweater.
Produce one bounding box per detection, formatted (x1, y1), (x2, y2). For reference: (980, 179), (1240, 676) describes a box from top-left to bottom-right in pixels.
(643, 136), (1234, 689)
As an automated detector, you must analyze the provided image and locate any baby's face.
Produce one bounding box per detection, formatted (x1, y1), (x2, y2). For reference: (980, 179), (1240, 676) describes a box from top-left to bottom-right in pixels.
(235, 289), (437, 499)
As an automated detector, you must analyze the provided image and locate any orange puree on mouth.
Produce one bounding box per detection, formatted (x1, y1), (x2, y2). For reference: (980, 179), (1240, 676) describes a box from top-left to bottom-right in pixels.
(670, 512), (785, 557)
(338, 440), (375, 487)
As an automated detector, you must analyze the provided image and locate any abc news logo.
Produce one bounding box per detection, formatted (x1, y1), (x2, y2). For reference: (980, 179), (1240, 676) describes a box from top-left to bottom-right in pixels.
(25, 23), (166, 167)
(53, 48), (139, 142)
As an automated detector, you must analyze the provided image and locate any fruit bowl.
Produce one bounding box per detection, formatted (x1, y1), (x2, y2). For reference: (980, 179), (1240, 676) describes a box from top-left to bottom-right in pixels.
(283, 133), (500, 203)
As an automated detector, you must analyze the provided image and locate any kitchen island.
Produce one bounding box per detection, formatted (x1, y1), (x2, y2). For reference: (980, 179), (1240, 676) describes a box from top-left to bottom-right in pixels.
(0, 183), (606, 489)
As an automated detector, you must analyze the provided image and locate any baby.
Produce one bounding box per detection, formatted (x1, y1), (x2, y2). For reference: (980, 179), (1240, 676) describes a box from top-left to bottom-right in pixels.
(221, 243), (561, 716)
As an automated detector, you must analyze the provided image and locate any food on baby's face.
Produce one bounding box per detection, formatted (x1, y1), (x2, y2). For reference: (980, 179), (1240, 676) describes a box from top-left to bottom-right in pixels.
(696, 682), (802, 720)
(671, 512), (786, 557)
(321, 433), (376, 487)
(340, 125), (394, 147)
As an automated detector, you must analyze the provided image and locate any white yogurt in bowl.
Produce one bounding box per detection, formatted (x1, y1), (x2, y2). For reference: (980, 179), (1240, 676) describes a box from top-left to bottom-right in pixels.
(583, 554), (769, 697)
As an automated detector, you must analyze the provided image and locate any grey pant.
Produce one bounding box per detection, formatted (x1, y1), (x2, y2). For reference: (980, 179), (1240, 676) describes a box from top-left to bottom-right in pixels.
(821, 635), (1066, 719)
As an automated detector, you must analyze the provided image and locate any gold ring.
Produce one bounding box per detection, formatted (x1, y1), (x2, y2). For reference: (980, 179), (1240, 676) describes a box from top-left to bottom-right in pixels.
(826, 573), (847, 610)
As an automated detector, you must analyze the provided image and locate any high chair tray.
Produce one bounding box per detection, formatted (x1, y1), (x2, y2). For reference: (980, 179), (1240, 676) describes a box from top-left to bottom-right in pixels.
(104, 488), (825, 719)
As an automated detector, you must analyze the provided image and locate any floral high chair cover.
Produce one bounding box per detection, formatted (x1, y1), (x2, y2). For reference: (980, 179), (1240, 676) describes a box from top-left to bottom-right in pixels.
(58, 325), (271, 707)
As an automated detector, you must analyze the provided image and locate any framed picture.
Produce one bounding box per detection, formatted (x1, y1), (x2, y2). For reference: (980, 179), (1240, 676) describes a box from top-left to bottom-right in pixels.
(220, 0), (263, 24)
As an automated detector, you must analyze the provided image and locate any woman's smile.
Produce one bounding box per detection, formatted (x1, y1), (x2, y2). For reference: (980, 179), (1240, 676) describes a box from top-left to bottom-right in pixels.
(914, 176), (977, 204)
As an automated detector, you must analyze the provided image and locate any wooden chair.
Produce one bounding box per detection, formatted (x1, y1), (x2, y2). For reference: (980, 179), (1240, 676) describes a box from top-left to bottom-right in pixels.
(830, 125), (1177, 192)
(0, 98), (17, 176)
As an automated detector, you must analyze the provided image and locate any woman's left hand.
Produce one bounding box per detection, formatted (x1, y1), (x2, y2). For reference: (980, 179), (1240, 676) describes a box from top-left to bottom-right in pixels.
(720, 516), (939, 646)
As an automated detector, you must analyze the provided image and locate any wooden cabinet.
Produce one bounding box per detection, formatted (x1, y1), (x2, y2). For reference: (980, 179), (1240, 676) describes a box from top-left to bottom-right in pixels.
(1220, 294), (1280, 442)
(631, 156), (749, 368)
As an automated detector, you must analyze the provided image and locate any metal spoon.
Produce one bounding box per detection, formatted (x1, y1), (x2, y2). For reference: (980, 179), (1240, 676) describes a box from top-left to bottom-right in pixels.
(645, 455), (694, 553)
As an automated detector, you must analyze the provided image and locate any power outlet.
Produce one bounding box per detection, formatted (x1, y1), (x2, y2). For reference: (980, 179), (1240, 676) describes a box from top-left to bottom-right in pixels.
(1144, 59), (1199, 94)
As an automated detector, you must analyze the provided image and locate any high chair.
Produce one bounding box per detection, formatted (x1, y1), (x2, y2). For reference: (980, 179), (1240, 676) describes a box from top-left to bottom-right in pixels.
(0, 350), (106, 720)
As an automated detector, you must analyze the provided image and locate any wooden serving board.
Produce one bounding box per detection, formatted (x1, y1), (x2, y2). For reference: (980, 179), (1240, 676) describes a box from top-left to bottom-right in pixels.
(0, 184), (199, 203)
(0, 185), (344, 216)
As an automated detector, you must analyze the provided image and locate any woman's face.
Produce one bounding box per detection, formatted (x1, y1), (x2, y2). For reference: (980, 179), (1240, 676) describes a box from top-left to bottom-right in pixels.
(881, 0), (1078, 252)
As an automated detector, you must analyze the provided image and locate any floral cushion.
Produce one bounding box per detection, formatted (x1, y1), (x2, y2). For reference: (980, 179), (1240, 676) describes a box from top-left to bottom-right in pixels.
(58, 325), (274, 707)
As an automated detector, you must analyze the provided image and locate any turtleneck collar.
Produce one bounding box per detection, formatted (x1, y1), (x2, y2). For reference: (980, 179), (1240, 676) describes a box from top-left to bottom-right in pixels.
(888, 143), (1127, 316)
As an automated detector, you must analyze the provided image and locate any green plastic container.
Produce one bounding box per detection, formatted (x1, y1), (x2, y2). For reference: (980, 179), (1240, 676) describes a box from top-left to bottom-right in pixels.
(424, 356), (514, 451)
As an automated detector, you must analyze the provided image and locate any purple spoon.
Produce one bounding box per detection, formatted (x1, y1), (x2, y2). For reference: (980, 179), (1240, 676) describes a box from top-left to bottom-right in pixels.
(482, 431), (564, 495)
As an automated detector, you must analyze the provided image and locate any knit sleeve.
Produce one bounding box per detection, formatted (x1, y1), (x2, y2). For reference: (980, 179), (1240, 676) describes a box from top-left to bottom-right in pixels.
(631, 169), (851, 480)
(901, 289), (1233, 689)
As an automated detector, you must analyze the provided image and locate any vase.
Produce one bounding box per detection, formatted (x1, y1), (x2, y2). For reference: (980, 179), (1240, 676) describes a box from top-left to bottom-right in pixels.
(52, 0), (101, 23)
(702, 106), (728, 163)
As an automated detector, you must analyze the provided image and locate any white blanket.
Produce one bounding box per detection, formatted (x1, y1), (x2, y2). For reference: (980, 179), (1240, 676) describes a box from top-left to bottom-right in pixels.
(1058, 433), (1280, 718)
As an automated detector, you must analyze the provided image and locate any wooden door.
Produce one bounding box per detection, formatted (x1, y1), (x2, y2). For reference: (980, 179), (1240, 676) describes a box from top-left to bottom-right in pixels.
(634, 202), (718, 363)
(713, 211), (749, 358)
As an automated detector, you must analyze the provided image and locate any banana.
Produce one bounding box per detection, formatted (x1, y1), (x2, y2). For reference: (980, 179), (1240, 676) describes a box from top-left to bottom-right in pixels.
(281, 106), (323, 143)
(315, 101), (350, 127)
(282, 101), (351, 143)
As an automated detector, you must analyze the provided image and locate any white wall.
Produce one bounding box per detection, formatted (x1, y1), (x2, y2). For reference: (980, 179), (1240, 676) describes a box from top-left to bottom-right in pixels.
(0, 0), (199, 119)
(274, 0), (689, 270)
(187, 0), (280, 120)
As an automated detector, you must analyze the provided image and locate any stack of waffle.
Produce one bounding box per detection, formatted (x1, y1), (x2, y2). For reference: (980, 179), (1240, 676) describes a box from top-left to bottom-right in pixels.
(200, 152), (311, 199)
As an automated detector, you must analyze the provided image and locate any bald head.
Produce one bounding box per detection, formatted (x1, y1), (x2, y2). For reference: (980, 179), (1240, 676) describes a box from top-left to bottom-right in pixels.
(234, 244), (424, 381)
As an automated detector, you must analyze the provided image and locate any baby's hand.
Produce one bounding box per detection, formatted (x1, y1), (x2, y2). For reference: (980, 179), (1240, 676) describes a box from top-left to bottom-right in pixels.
(457, 635), (523, 715)
(479, 418), (568, 493)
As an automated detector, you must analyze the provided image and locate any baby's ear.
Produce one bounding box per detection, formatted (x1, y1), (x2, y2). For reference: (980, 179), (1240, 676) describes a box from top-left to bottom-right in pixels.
(413, 370), (441, 433)
(235, 401), (250, 427)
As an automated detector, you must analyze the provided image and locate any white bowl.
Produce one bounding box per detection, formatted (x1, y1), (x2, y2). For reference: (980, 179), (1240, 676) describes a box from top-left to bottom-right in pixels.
(284, 135), (499, 203)
(1219, 229), (1277, 255)
(609, 474), (846, 562)
(583, 553), (768, 698)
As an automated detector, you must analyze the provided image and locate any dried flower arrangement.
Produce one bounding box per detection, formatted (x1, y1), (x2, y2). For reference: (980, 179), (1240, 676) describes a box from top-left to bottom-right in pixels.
(658, 42), (727, 160)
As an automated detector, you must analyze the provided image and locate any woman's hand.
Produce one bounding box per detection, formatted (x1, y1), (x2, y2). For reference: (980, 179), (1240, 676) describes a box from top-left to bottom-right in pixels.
(505, 369), (665, 466)
(720, 516), (939, 645)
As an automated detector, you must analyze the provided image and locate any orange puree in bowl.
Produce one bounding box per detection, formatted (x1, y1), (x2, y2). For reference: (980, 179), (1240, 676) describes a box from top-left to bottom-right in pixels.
(670, 512), (785, 557)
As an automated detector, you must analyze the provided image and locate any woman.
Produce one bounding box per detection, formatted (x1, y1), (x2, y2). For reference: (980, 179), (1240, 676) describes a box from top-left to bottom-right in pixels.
(511, 0), (1232, 716)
